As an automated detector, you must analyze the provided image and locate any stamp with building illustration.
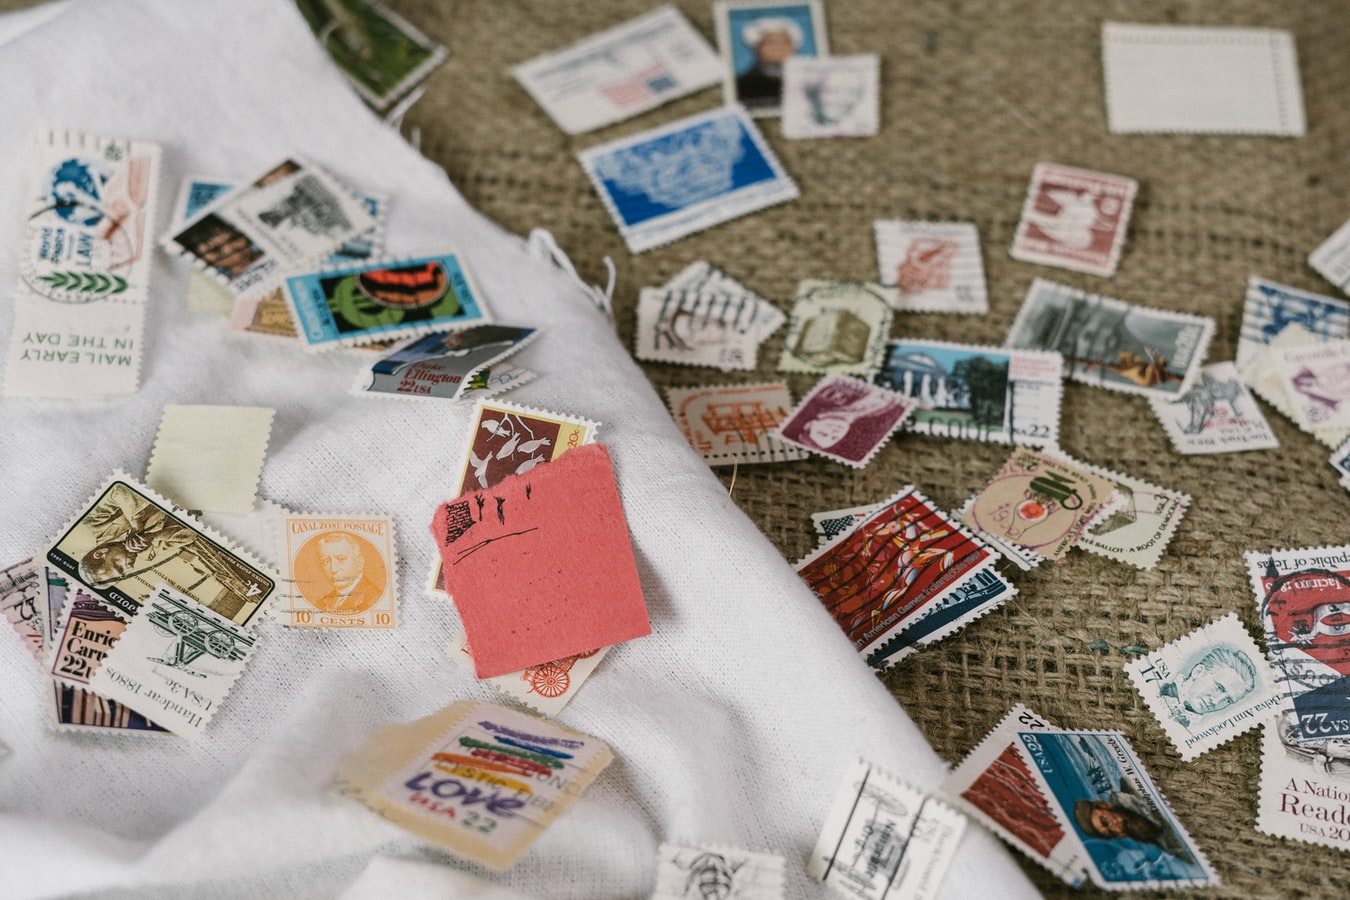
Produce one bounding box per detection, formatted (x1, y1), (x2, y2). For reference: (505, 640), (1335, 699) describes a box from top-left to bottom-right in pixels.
(873, 220), (988, 314)
(714, 0), (828, 117)
(1236, 276), (1349, 369)
(775, 374), (916, 467)
(667, 382), (808, 465)
(781, 53), (879, 139)
(283, 515), (397, 629)
(778, 280), (893, 377)
(1125, 613), (1280, 760)
(1010, 163), (1137, 277)
(1148, 361), (1279, 454)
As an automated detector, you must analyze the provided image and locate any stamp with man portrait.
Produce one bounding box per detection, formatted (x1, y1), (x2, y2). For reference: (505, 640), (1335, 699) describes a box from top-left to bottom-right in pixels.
(1010, 163), (1137, 277)
(714, 0), (828, 117)
(283, 515), (397, 629)
(1125, 613), (1280, 760)
(775, 374), (916, 467)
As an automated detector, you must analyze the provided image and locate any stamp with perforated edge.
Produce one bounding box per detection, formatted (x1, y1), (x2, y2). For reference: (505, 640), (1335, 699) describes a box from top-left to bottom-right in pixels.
(810, 502), (881, 546)
(866, 567), (1017, 672)
(635, 286), (784, 371)
(775, 374), (916, 468)
(1125, 613), (1280, 761)
(1273, 339), (1350, 432)
(781, 53), (879, 139)
(1010, 163), (1137, 277)
(778, 280), (893, 377)
(874, 220), (988, 314)
(449, 632), (609, 719)
(1311, 214), (1350, 296)
(1241, 324), (1350, 449)
(667, 382), (808, 465)
(1148, 361), (1279, 455)
(653, 841), (785, 900)
(1237, 277), (1349, 370)
(282, 514), (397, 629)
(1257, 713), (1350, 850)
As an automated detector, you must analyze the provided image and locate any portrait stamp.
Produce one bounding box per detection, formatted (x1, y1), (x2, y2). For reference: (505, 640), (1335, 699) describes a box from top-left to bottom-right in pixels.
(865, 568), (1016, 671)
(635, 285), (784, 371)
(1273, 339), (1350, 431)
(512, 5), (721, 135)
(796, 485), (994, 658)
(283, 515), (397, 629)
(807, 757), (965, 900)
(876, 339), (1062, 447)
(1236, 276), (1348, 370)
(666, 382), (809, 465)
(578, 105), (799, 253)
(172, 176), (237, 317)
(1054, 451), (1189, 571)
(2, 557), (44, 659)
(873, 220), (988, 314)
(781, 54), (879, 139)
(449, 633), (609, 719)
(1125, 613), (1280, 760)
(653, 842), (785, 900)
(1241, 324), (1350, 449)
(775, 374), (916, 467)
(45, 476), (276, 628)
(1148, 361), (1279, 454)
(1257, 713), (1350, 850)
(963, 448), (1116, 561)
(1311, 214), (1350, 296)
(1010, 163), (1137, 277)
(287, 253), (490, 350)
(1013, 729), (1216, 889)
(714, 0), (827, 117)
(1006, 278), (1215, 399)
(360, 324), (538, 400)
(778, 280), (893, 377)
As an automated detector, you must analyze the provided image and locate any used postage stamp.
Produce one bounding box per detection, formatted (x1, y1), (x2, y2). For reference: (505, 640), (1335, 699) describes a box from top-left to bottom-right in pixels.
(145, 405), (276, 514)
(1010, 163), (1137, 277)
(807, 757), (965, 900)
(781, 54), (880, 139)
(1012, 729), (1217, 889)
(963, 448), (1116, 561)
(283, 515), (397, 629)
(873, 220), (988, 314)
(876, 339), (1062, 446)
(47, 591), (127, 690)
(865, 568), (1016, 671)
(1006, 278), (1214, 399)
(811, 503), (881, 546)
(1148, 361), (1279, 454)
(1273, 339), (1350, 431)
(1237, 276), (1349, 370)
(653, 842), (785, 900)
(45, 477), (276, 628)
(1125, 613), (1280, 760)
(449, 633), (609, 719)
(714, 0), (827, 117)
(2, 557), (44, 659)
(1241, 324), (1350, 449)
(667, 382), (809, 465)
(1311, 214), (1350, 296)
(360, 325), (537, 400)
(578, 105), (799, 253)
(796, 485), (994, 658)
(512, 5), (721, 135)
(775, 374), (916, 467)
(1257, 714), (1350, 850)
(5, 130), (162, 400)
(778, 280), (893, 377)
(1053, 451), (1189, 571)
(635, 285), (784, 371)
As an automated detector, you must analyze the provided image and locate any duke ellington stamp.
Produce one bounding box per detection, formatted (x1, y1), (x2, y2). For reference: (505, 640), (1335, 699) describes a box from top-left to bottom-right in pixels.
(1273, 339), (1350, 431)
(578, 105), (798, 253)
(873, 220), (988, 314)
(283, 515), (397, 629)
(667, 382), (809, 465)
(714, 0), (827, 117)
(360, 325), (537, 400)
(1148, 361), (1279, 454)
(778, 280), (893, 377)
(781, 54), (879, 139)
(775, 374), (916, 467)
(653, 842), (785, 900)
(1010, 163), (1137, 277)
(1236, 276), (1348, 370)
(1311, 214), (1350, 296)
(1125, 613), (1279, 760)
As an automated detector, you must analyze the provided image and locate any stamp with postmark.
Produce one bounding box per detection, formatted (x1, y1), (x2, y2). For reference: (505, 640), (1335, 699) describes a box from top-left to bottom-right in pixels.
(1010, 163), (1137, 277)
(635, 286), (783, 371)
(653, 842), (785, 900)
(1257, 713), (1350, 850)
(810, 502), (881, 546)
(1240, 324), (1350, 449)
(578, 105), (799, 253)
(1148, 361), (1279, 454)
(714, 0), (828, 117)
(778, 280), (893, 377)
(1237, 276), (1349, 370)
(1006, 278), (1214, 399)
(775, 374), (916, 467)
(873, 220), (988, 314)
(449, 632), (609, 719)
(359, 324), (538, 400)
(1272, 339), (1350, 432)
(781, 53), (879, 139)
(2, 557), (44, 659)
(876, 339), (1062, 447)
(1125, 613), (1280, 760)
(1311, 214), (1350, 296)
(282, 515), (397, 629)
(667, 382), (808, 465)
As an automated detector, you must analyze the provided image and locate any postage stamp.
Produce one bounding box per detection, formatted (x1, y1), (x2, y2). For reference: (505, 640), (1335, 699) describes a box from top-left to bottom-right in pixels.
(578, 105), (799, 253)
(1010, 163), (1137, 277)
(45, 476), (276, 628)
(653, 842), (785, 900)
(778, 280), (893, 377)
(173, 176), (238, 317)
(1333, 436), (1350, 482)
(1006, 278), (1214, 399)
(635, 285), (784, 371)
(283, 515), (397, 629)
(1311, 214), (1350, 295)
(1236, 276), (1349, 370)
(865, 568), (1016, 671)
(1272, 339), (1350, 431)
(811, 503), (881, 545)
(667, 382), (809, 465)
(287, 254), (490, 350)
(88, 583), (257, 739)
(47, 591), (127, 690)
(876, 339), (1062, 447)
(360, 325), (538, 400)
(1125, 613), (1280, 760)
(963, 448), (1116, 561)
(796, 485), (994, 658)
(4, 130), (162, 400)
(781, 54), (879, 139)
(449, 633), (609, 719)
(775, 374), (916, 467)
(1013, 729), (1217, 889)
(1052, 451), (1189, 571)
(873, 220), (988, 314)
(1241, 324), (1350, 449)
(714, 0), (827, 117)
(1257, 714), (1350, 850)
(1148, 361), (1279, 454)
(513, 5), (721, 135)
(145, 405), (276, 514)
(2, 557), (43, 659)
(807, 757), (965, 900)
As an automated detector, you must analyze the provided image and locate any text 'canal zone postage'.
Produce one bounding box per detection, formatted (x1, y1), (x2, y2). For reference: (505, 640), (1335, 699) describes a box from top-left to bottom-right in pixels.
(5, 130), (162, 400)
(873, 220), (989, 314)
(282, 515), (397, 630)
(1010, 163), (1137, 278)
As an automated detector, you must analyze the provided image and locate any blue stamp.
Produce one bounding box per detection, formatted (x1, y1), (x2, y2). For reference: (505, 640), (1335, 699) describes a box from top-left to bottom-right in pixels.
(578, 106), (798, 253)
(1238, 276), (1349, 368)
(285, 254), (488, 349)
(866, 568), (1014, 669)
(1014, 730), (1216, 889)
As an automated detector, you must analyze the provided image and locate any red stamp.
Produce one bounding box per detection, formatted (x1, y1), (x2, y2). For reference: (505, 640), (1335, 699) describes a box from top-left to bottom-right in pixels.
(1010, 163), (1138, 277)
(897, 237), (959, 292)
(774, 374), (916, 467)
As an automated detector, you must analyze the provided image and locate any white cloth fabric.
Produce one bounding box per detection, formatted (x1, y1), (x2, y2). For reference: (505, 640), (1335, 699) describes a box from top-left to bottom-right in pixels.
(0, 1), (1036, 897)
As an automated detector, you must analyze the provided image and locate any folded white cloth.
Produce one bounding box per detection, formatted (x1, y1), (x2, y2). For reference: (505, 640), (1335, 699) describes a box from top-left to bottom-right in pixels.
(0, 1), (1036, 897)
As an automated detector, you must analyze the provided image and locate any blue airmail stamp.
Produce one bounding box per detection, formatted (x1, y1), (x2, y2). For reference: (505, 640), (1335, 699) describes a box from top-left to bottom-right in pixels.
(578, 105), (798, 253)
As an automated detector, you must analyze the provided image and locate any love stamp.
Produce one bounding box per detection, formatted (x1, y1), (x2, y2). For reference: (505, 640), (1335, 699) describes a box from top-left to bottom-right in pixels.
(1125, 613), (1280, 760)
(876, 339), (1062, 447)
(1010, 163), (1137, 277)
(778, 280), (893, 378)
(781, 54), (879, 139)
(652, 842), (785, 900)
(873, 220), (988, 314)
(578, 105), (798, 253)
(1236, 276), (1348, 370)
(1148, 361), (1279, 454)
(1006, 278), (1214, 399)
(667, 382), (809, 465)
(283, 515), (397, 629)
(775, 374), (916, 467)
(714, 0), (827, 117)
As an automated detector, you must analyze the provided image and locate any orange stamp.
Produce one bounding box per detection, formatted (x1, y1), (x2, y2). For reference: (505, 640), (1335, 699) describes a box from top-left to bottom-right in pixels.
(283, 515), (397, 629)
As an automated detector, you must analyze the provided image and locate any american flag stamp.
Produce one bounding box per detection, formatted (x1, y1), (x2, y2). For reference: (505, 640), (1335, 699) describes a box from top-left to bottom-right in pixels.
(1010, 163), (1138, 277)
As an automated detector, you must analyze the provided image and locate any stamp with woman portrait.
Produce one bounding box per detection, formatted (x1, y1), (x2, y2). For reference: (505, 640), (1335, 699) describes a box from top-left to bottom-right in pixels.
(775, 374), (916, 467)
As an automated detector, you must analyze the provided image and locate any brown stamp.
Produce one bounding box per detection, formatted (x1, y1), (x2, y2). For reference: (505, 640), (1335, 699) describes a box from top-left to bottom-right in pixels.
(283, 515), (397, 629)
(1010, 163), (1138, 277)
(456, 399), (601, 495)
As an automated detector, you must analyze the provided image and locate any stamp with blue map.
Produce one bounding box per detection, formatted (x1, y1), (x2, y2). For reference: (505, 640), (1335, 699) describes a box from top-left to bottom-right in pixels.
(578, 105), (798, 253)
